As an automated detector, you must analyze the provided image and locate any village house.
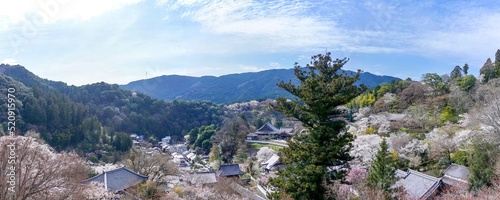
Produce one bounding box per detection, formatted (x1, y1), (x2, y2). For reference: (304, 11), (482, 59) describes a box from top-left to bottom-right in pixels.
(441, 164), (469, 191)
(185, 152), (197, 163)
(169, 144), (188, 154)
(161, 136), (171, 145)
(246, 132), (258, 140)
(278, 127), (294, 140)
(392, 169), (441, 199)
(217, 164), (243, 178)
(187, 171), (218, 185)
(261, 154), (281, 172)
(387, 113), (407, 122)
(86, 167), (148, 193)
(389, 164), (471, 199)
(172, 152), (188, 167)
(247, 122), (280, 140)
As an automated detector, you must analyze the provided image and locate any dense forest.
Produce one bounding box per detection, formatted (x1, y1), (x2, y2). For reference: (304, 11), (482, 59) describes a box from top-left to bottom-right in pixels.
(0, 64), (222, 161)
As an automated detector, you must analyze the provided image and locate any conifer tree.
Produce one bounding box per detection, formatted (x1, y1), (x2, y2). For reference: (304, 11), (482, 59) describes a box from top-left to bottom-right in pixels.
(269, 53), (363, 199)
(450, 65), (463, 81)
(495, 49), (500, 77)
(463, 63), (469, 75)
(496, 49), (500, 64)
(468, 141), (497, 191)
(368, 138), (395, 193)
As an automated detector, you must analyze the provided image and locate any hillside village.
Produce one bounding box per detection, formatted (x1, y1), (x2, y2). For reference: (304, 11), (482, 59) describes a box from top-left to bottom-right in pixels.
(2, 50), (500, 199)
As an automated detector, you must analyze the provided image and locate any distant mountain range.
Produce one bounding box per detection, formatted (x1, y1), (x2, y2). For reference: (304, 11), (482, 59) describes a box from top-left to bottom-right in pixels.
(121, 68), (401, 104)
(0, 64), (401, 105)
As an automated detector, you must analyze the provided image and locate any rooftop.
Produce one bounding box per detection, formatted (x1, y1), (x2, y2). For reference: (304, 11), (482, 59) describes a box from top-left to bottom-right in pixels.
(393, 169), (441, 199)
(188, 171), (218, 185)
(442, 164), (469, 186)
(86, 167), (148, 192)
(247, 132), (258, 137)
(257, 122), (279, 133)
(262, 154), (280, 170)
(388, 113), (407, 121)
(443, 164), (469, 181)
(218, 164), (243, 177)
(279, 127), (294, 134)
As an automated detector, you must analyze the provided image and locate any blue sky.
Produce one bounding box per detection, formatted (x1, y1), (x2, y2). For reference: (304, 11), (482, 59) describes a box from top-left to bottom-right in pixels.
(1, 0), (499, 86)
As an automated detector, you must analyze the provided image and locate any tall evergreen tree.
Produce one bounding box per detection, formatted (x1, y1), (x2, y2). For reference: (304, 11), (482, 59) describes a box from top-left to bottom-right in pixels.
(480, 58), (494, 75)
(368, 138), (395, 193)
(495, 49), (500, 77)
(269, 53), (363, 199)
(468, 141), (497, 191)
(463, 63), (469, 75)
(496, 49), (500, 64)
(450, 65), (463, 81)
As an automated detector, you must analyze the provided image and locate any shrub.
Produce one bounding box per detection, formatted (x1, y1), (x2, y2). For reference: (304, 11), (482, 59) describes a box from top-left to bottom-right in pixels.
(364, 126), (378, 135)
(450, 150), (468, 166)
(173, 186), (184, 197)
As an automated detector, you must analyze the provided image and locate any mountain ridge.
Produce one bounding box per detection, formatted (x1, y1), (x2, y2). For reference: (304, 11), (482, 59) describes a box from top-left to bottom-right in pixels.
(0, 64), (401, 105)
(121, 68), (402, 104)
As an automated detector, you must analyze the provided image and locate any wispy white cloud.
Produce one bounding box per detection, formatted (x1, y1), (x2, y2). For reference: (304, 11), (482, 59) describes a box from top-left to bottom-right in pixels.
(1, 58), (18, 65)
(0, 0), (143, 29)
(237, 65), (266, 72)
(155, 0), (343, 51)
(2, 0), (500, 86)
(269, 62), (284, 69)
(411, 9), (500, 63)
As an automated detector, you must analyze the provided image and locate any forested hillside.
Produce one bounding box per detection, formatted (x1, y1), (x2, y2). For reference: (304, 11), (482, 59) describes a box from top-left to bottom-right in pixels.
(0, 64), (222, 161)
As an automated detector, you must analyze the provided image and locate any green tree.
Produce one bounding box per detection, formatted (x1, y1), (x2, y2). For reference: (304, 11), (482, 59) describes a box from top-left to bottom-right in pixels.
(82, 116), (102, 145)
(269, 53), (363, 200)
(187, 127), (200, 146)
(193, 125), (215, 154)
(495, 49), (500, 77)
(421, 73), (443, 88)
(255, 118), (264, 129)
(450, 65), (463, 81)
(377, 84), (390, 96)
(114, 132), (133, 152)
(450, 150), (468, 166)
(421, 73), (448, 94)
(368, 138), (395, 193)
(457, 74), (476, 91)
(214, 117), (251, 163)
(463, 63), (469, 75)
(440, 106), (458, 124)
(468, 141), (497, 191)
(496, 49), (500, 64)
(209, 144), (221, 165)
(480, 58), (495, 83)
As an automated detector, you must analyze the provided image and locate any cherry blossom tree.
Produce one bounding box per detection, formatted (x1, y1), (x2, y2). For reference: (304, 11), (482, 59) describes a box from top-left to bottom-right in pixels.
(473, 89), (500, 143)
(388, 132), (428, 167)
(164, 183), (250, 200)
(256, 146), (276, 163)
(350, 134), (382, 168)
(0, 136), (102, 199)
(124, 148), (179, 183)
(426, 127), (459, 161)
